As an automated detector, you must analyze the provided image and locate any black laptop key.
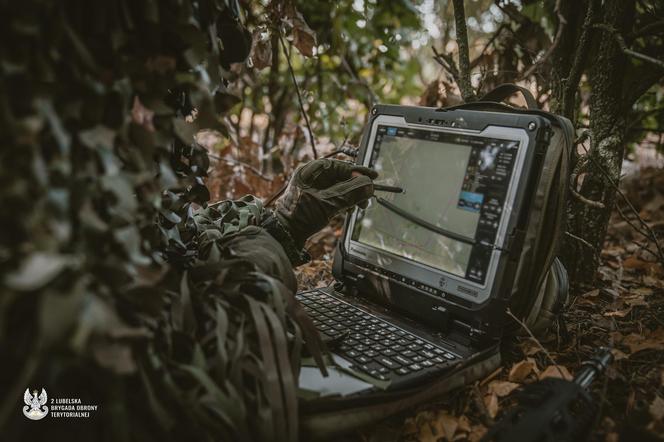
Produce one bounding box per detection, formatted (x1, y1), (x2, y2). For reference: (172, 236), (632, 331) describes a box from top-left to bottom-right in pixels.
(421, 360), (434, 367)
(402, 350), (417, 358)
(365, 350), (379, 358)
(396, 367), (410, 375)
(420, 350), (436, 358)
(409, 363), (423, 372)
(356, 356), (371, 364)
(381, 348), (396, 356)
(411, 355), (425, 363)
(407, 343), (422, 351)
(394, 355), (412, 366)
(444, 353), (456, 360)
(396, 338), (409, 346)
(376, 356), (400, 369)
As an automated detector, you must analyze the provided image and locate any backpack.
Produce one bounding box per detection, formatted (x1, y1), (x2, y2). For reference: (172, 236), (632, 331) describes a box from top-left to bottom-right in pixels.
(454, 84), (573, 336)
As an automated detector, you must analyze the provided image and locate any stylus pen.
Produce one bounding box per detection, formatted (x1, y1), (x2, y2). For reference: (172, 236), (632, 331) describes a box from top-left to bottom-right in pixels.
(373, 184), (405, 194)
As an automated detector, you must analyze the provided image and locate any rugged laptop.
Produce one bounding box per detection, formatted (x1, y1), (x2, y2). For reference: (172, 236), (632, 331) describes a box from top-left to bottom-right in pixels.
(297, 103), (555, 397)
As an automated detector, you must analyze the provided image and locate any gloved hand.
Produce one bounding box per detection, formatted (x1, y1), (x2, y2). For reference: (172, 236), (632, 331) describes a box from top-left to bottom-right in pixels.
(275, 158), (378, 248)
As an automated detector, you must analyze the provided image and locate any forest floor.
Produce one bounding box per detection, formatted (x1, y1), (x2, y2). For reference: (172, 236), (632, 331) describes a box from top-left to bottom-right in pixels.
(295, 167), (664, 442)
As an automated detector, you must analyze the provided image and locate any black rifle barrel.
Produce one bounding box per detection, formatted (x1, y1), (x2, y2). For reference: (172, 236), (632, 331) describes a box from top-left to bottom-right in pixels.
(574, 346), (613, 389)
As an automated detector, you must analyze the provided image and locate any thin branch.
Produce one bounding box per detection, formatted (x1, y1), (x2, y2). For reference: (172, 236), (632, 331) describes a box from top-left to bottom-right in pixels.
(451, 0), (476, 102)
(521, 0), (566, 79)
(570, 186), (606, 208)
(432, 45), (461, 86)
(565, 231), (600, 261)
(208, 153), (273, 181)
(593, 23), (664, 70)
(630, 19), (664, 39)
(278, 29), (318, 159)
(577, 131), (664, 264)
(469, 24), (507, 69)
(506, 309), (567, 379)
(561, 0), (597, 118)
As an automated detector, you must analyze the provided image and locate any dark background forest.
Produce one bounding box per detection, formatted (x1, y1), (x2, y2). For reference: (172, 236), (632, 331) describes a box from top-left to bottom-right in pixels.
(1, 0), (663, 441)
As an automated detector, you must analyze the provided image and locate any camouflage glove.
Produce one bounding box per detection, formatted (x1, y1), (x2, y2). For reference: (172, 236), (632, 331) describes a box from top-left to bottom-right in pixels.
(275, 158), (378, 249)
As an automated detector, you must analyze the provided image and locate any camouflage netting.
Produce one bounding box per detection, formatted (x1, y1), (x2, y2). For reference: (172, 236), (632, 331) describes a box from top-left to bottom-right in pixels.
(0, 1), (320, 441)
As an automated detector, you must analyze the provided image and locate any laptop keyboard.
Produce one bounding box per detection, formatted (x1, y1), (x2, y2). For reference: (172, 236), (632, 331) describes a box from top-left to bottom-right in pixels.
(296, 290), (458, 382)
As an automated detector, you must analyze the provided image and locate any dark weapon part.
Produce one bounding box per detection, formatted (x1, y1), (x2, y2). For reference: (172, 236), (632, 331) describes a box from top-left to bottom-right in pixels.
(482, 347), (613, 442)
(373, 184), (405, 194)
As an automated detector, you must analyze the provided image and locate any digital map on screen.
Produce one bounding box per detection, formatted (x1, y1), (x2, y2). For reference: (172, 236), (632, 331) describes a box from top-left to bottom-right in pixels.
(352, 133), (481, 277)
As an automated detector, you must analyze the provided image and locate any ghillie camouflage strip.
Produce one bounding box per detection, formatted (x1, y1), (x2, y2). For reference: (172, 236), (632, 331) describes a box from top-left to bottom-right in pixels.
(0, 1), (321, 441)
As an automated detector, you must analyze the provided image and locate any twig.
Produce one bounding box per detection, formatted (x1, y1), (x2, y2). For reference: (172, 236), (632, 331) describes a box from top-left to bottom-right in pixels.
(208, 153), (273, 181)
(570, 186), (605, 208)
(432, 46), (461, 86)
(278, 29), (318, 159)
(469, 24), (507, 69)
(521, 0), (566, 79)
(341, 56), (378, 107)
(561, 0), (597, 118)
(565, 231), (600, 262)
(451, 0), (476, 102)
(577, 131), (664, 264)
(472, 383), (494, 426)
(593, 23), (664, 70)
(506, 309), (567, 379)
(630, 19), (664, 39)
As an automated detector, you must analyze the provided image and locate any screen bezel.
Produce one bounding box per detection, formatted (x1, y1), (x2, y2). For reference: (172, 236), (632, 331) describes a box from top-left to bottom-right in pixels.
(343, 115), (530, 304)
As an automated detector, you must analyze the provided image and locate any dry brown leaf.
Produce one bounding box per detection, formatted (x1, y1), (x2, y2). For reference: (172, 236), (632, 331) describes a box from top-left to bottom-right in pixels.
(484, 393), (499, 419)
(584, 288), (601, 297)
(633, 286), (655, 296)
(468, 425), (487, 442)
(622, 329), (664, 354)
(539, 365), (573, 381)
(508, 358), (538, 382)
(131, 96), (155, 132)
(522, 341), (542, 356)
(624, 295), (649, 307)
(291, 12), (317, 57)
(623, 256), (650, 270)
(437, 413), (459, 440)
(457, 415), (472, 434)
(604, 307), (632, 317)
(650, 396), (664, 421)
(488, 380), (520, 397)
(611, 348), (629, 361)
(249, 28), (272, 70)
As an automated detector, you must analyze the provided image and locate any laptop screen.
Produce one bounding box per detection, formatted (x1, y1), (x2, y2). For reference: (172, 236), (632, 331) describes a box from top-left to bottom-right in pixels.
(350, 124), (521, 287)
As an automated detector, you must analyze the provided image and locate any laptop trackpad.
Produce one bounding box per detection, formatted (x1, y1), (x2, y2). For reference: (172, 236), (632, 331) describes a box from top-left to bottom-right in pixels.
(299, 355), (374, 397)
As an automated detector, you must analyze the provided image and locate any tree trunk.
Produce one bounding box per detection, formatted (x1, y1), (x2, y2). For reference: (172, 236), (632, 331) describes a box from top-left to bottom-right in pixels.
(560, 0), (634, 285)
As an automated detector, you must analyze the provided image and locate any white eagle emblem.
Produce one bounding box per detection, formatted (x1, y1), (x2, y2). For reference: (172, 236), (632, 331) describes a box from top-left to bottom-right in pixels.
(23, 388), (48, 420)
